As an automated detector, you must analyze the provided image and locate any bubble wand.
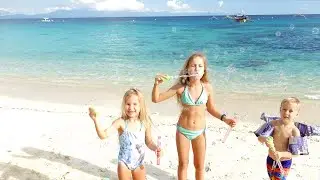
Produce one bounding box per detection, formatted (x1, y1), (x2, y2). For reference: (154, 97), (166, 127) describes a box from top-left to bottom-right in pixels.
(156, 136), (161, 165)
(266, 136), (285, 177)
(222, 113), (238, 143)
(163, 73), (200, 81)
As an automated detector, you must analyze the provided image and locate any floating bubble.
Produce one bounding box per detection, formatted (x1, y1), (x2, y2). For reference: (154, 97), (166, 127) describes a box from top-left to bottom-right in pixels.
(312, 27), (319, 35)
(241, 73), (248, 80)
(275, 31), (281, 37)
(172, 27), (177, 33)
(179, 54), (184, 58)
(252, 74), (259, 81)
(279, 71), (286, 80)
(218, 1), (224, 8)
(239, 47), (245, 53)
(289, 24), (295, 30)
(110, 34), (120, 41)
(226, 64), (236, 74)
(209, 16), (218, 20)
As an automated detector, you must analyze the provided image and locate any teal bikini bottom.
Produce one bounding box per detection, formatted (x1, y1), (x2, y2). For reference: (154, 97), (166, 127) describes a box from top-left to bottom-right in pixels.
(176, 124), (205, 140)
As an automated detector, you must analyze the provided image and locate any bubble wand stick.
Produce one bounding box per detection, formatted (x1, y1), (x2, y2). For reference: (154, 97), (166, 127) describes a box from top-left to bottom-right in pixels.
(156, 136), (161, 165)
(163, 73), (199, 80)
(222, 113), (238, 143)
(266, 136), (285, 177)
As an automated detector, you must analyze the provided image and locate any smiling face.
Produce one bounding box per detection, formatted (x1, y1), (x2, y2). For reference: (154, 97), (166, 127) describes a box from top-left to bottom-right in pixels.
(280, 102), (299, 122)
(124, 94), (141, 119)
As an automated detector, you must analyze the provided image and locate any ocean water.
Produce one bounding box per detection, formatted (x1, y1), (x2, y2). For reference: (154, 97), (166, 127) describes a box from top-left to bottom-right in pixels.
(0, 15), (319, 100)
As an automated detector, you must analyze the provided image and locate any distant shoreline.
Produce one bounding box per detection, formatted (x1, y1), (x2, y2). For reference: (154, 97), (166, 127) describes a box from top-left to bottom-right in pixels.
(1, 13), (319, 20)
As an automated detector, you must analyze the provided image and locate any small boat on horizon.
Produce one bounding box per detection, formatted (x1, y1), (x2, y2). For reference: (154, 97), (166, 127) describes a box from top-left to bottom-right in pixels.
(226, 14), (249, 23)
(41, 18), (53, 22)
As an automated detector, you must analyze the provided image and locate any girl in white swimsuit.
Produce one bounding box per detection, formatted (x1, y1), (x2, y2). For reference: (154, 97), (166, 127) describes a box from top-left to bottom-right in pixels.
(89, 88), (162, 180)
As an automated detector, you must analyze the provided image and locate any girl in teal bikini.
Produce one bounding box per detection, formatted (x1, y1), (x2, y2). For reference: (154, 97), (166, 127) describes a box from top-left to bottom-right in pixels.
(152, 52), (237, 180)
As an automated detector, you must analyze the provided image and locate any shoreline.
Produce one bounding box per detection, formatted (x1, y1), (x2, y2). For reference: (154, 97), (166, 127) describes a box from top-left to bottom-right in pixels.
(0, 76), (319, 124)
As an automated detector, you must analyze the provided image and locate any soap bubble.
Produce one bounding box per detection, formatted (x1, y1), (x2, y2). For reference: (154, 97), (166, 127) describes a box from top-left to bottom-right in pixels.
(275, 31), (281, 37)
(289, 24), (295, 30)
(172, 27), (177, 33)
(226, 64), (236, 74)
(312, 27), (319, 35)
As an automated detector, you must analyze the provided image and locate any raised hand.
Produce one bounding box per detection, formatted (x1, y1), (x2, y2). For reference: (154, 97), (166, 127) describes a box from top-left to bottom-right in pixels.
(88, 107), (97, 121)
(154, 74), (169, 85)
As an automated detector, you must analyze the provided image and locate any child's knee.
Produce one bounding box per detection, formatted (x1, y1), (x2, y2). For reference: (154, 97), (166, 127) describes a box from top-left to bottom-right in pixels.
(178, 160), (189, 169)
(193, 163), (204, 171)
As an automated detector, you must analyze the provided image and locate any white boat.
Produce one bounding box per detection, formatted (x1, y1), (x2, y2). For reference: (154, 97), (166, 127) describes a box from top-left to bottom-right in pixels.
(41, 18), (53, 22)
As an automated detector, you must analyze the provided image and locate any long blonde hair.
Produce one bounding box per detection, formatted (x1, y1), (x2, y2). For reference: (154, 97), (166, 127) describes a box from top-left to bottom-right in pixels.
(121, 88), (151, 128)
(176, 52), (210, 106)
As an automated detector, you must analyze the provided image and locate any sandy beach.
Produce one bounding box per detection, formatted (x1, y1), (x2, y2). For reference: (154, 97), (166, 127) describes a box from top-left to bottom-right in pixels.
(0, 77), (319, 180)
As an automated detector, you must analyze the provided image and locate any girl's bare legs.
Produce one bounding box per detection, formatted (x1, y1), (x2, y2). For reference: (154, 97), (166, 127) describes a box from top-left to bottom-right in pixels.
(117, 162), (132, 180)
(132, 165), (146, 180)
(191, 133), (206, 180)
(176, 130), (191, 180)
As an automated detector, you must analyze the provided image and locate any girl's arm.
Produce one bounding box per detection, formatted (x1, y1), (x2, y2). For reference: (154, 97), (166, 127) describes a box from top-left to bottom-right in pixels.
(89, 107), (121, 139)
(206, 84), (236, 127)
(145, 125), (158, 151)
(152, 79), (181, 103)
(205, 84), (226, 120)
(93, 117), (121, 140)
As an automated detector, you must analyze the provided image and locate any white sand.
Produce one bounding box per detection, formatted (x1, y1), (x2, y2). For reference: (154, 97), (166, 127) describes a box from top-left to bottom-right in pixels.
(0, 95), (319, 180)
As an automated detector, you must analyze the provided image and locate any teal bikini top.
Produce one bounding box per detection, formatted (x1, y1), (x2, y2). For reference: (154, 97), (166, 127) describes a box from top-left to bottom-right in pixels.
(181, 83), (208, 106)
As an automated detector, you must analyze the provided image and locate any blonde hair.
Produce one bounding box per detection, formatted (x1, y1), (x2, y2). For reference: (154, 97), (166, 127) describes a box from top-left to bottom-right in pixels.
(176, 52), (210, 106)
(280, 97), (301, 111)
(121, 88), (151, 128)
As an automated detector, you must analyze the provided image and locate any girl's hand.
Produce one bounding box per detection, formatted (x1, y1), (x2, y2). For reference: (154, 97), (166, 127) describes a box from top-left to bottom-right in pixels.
(224, 118), (237, 128)
(154, 74), (168, 85)
(156, 147), (164, 158)
(88, 107), (97, 121)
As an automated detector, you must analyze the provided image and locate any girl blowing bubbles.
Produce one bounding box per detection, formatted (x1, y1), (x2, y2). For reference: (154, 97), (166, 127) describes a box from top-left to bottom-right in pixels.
(152, 52), (237, 180)
(89, 88), (162, 180)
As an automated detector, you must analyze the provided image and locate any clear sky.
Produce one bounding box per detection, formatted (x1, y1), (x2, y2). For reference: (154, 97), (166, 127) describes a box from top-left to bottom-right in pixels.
(0, 0), (319, 15)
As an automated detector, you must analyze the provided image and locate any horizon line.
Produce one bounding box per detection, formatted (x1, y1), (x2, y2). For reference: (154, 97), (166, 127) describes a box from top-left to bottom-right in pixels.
(0, 13), (319, 20)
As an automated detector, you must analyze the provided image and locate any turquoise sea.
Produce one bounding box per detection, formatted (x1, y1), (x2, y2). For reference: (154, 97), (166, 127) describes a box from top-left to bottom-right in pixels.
(0, 15), (319, 100)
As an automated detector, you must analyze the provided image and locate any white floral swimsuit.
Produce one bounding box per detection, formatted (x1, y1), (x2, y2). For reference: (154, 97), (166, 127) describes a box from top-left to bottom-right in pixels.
(118, 120), (145, 170)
